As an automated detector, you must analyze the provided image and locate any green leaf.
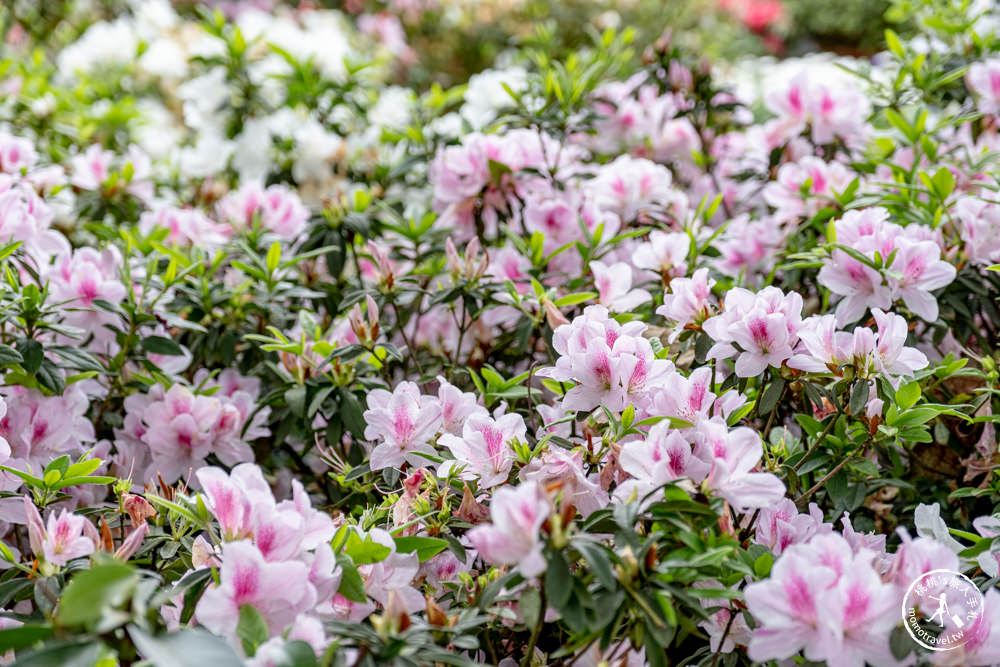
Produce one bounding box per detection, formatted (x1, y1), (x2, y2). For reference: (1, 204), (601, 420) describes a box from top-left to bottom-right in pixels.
(18, 340), (43, 374)
(236, 605), (269, 656)
(266, 640), (318, 667)
(128, 625), (243, 667)
(336, 527), (391, 564)
(849, 380), (870, 415)
(56, 562), (139, 629)
(519, 587), (542, 628)
(393, 536), (448, 562)
(890, 407), (939, 428)
(266, 242), (281, 274)
(0, 624), (54, 652)
(895, 381), (921, 410)
(142, 336), (184, 356)
(885, 29), (905, 57)
(335, 555), (367, 603)
(0, 344), (23, 366)
(753, 552), (774, 578)
(553, 292), (597, 307)
(931, 166), (955, 201)
(545, 550), (573, 610)
(35, 359), (65, 395)
(758, 378), (785, 416)
(572, 539), (615, 590)
(10, 641), (103, 667)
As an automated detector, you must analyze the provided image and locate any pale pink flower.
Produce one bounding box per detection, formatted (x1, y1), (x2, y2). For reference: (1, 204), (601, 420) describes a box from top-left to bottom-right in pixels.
(141, 384), (254, 485)
(588, 155), (687, 224)
(765, 71), (870, 147)
(752, 499), (830, 555)
(466, 481), (551, 577)
(24, 498), (95, 567)
(712, 214), (783, 280)
(438, 412), (526, 488)
(966, 58), (1000, 115)
(871, 308), (928, 377)
(139, 204), (229, 248)
(436, 376), (487, 436)
(703, 286), (803, 377)
(217, 181), (310, 241)
(745, 533), (895, 665)
(519, 447), (608, 516)
(590, 260), (650, 312)
(358, 528), (424, 613)
(632, 230), (690, 279)
(890, 236), (956, 321)
(539, 306), (672, 413)
(614, 422), (710, 504)
(195, 540), (310, 639)
(692, 419), (786, 511)
(955, 196), (1000, 265)
(695, 580), (753, 654)
(0, 132), (37, 174)
(763, 156), (854, 223)
(657, 268), (715, 342)
(363, 382), (442, 471)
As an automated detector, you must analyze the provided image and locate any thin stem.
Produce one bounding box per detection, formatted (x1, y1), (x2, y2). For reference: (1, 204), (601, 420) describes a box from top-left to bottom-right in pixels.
(795, 439), (870, 507)
(791, 412), (839, 473)
(521, 586), (547, 667)
(709, 609), (737, 667)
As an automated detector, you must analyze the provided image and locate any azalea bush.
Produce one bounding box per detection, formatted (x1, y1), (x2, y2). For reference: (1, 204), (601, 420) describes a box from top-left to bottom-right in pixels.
(0, 0), (998, 666)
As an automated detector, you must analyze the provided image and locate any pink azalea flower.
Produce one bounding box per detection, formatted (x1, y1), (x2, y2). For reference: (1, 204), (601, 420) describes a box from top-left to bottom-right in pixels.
(765, 71), (870, 147)
(966, 58), (1000, 115)
(819, 207), (955, 324)
(519, 447), (609, 516)
(358, 528), (425, 614)
(752, 498), (830, 555)
(466, 480), (551, 577)
(438, 412), (526, 488)
(632, 230), (690, 279)
(871, 308), (929, 377)
(955, 196), (1000, 265)
(363, 382), (442, 471)
(0, 132), (37, 174)
(703, 286), (803, 377)
(590, 260), (650, 313)
(436, 376), (487, 436)
(614, 422), (710, 504)
(588, 155), (687, 224)
(745, 533), (896, 665)
(539, 306), (672, 413)
(24, 497), (95, 567)
(657, 267), (715, 342)
(763, 156), (854, 223)
(195, 540), (310, 640)
(217, 181), (310, 241)
(139, 204), (229, 248)
(692, 419), (786, 511)
(890, 237), (956, 322)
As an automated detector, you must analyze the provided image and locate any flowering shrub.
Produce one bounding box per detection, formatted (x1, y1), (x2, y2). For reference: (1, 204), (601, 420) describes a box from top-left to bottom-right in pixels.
(0, 0), (997, 666)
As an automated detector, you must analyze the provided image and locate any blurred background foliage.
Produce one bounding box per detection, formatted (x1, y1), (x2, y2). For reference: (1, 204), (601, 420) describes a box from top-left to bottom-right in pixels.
(1, 0), (903, 90)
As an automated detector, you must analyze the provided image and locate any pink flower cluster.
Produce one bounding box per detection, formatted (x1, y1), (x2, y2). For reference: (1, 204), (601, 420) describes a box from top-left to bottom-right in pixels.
(819, 207), (956, 323)
(217, 181), (310, 242)
(192, 463), (340, 657)
(114, 373), (269, 485)
(745, 524), (1000, 666)
(789, 308), (928, 380)
(538, 306), (671, 413)
(703, 286), (803, 377)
